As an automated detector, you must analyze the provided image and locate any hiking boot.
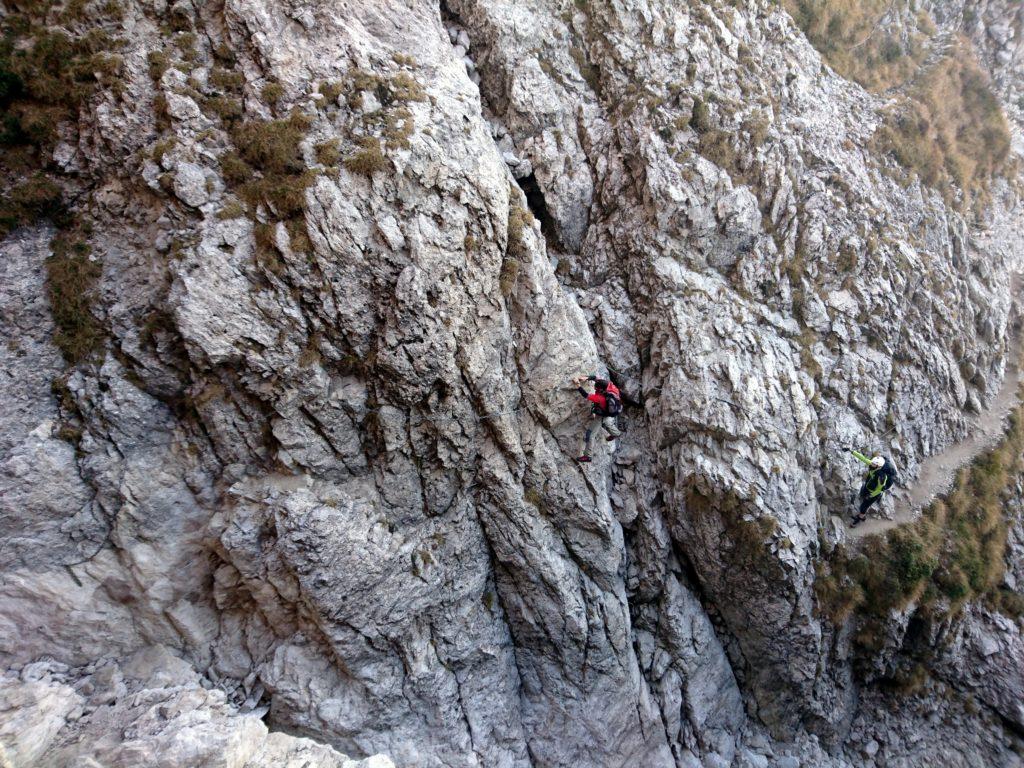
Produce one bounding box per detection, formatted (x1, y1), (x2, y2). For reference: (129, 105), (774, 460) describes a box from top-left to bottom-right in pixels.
(851, 515), (866, 528)
(606, 435), (618, 442)
(576, 455), (592, 463)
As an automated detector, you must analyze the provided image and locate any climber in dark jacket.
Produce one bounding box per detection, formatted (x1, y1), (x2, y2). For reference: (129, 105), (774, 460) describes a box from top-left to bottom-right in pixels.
(573, 374), (622, 463)
(849, 449), (897, 526)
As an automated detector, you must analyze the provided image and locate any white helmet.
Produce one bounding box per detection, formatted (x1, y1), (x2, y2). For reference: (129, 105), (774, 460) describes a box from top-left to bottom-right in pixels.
(870, 456), (885, 469)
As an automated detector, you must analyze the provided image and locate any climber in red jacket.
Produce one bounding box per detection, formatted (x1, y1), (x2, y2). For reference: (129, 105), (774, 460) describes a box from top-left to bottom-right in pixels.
(572, 374), (622, 463)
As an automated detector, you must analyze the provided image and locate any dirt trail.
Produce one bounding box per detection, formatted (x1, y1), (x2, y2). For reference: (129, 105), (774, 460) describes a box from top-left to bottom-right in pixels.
(848, 327), (1024, 541)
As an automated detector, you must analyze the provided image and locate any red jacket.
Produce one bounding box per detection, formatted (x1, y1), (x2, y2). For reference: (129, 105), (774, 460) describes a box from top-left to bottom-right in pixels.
(578, 387), (609, 414)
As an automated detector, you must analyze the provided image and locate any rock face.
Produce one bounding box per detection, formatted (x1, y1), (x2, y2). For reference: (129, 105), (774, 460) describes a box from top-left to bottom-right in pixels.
(0, 647), (394, 768)
(2, 0), (1024, 766)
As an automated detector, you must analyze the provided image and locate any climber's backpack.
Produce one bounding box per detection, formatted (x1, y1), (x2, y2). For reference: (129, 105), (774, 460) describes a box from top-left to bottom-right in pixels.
(603, 381), (623, 416)
(881, 458), (898, 489)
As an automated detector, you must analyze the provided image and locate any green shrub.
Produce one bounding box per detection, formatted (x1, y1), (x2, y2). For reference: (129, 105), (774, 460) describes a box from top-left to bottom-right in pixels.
(889, 528), (937, 589)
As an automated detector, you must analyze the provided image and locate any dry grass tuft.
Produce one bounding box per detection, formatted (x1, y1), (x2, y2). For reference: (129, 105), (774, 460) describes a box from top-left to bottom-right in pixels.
(209, 67), (244, 92)
(216, 199), (246, 220)
(261, 81), (284, 109)
(219, 110), (317, 270)
(783, 0), (929, 92)
(46, 229), (103, 362)
(873, 43), (1011, 210)
(318, 80), (343, 105)
(315, 138), (341, 166)
(506, 198), (534, 260)
(0, 173), (63, 237)
(343, 136), (388, 176)
(145, 49), (168, 77)
(231, 111), (311, 177)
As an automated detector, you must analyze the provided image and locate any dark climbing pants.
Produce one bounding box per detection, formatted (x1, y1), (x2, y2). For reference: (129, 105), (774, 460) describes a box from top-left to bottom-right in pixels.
(858, 492), (882, 517)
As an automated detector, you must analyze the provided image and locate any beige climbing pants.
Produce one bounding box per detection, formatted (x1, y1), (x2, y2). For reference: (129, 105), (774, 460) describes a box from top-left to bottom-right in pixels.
(582, 413), (621, 455)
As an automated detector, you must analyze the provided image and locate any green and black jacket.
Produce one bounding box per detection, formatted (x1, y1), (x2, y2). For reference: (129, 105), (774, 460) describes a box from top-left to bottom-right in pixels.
(852, 450), (895, 498)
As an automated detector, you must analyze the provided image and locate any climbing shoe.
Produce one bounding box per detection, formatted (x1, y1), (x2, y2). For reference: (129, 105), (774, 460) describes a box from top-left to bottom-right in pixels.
(576, 455), (592, 463)
(851, 515), (866, 528)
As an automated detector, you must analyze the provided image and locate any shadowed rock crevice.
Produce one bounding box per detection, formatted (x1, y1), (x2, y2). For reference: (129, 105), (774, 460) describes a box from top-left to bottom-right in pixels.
(516, 172), (561, 253)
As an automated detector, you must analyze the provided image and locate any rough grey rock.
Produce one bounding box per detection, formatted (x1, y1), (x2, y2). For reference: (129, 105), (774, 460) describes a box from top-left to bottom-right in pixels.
(3, 0), (1024, 765)
(931, 604), (1024, 728)
(0, 648), (394, 768)
(172, 162), (211, 209)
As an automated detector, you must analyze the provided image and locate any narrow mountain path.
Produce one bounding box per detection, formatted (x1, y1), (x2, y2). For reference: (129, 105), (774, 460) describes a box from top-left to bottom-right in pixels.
(848, 324), (1024, 540)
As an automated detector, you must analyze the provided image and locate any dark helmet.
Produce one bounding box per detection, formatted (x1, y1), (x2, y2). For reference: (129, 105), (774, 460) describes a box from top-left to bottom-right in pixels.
(593, 377), (609, 390)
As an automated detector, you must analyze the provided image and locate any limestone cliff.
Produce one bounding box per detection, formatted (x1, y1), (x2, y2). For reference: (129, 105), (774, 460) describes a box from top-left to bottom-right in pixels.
(1, 0), (1023, 765)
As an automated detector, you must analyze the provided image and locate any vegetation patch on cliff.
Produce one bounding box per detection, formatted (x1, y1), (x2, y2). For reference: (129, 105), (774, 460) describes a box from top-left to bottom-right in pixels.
(872, 43), (1011, 211)
(46, 226), (103, 363)
(218, 111), (316, 260)
(781, 0), (932, 91)
(782, 0), (1011, 210)
(0, 3), (125, 361)
(816, 387), (1024, 648)
(0, 2), (124, 235)
(686, 484), (784, 583)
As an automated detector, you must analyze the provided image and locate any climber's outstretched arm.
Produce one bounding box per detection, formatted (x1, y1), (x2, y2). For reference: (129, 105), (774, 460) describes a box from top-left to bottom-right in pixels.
(850, 449), (872, 466)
